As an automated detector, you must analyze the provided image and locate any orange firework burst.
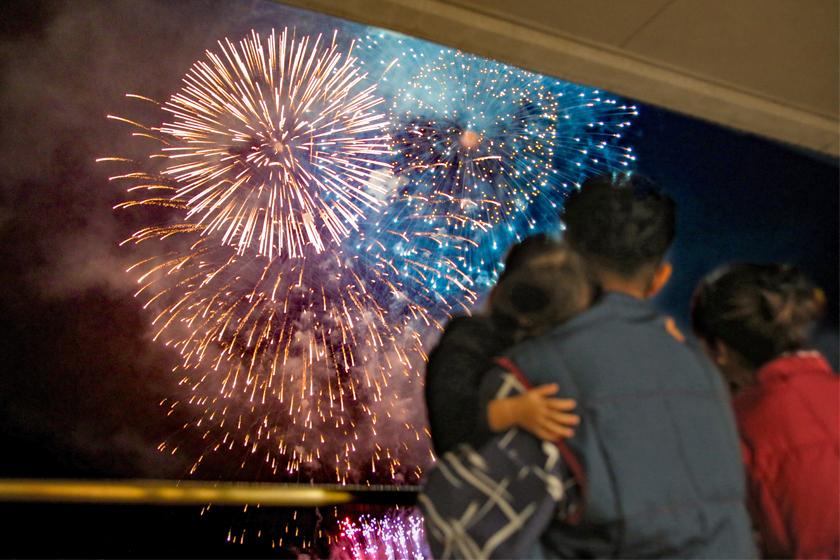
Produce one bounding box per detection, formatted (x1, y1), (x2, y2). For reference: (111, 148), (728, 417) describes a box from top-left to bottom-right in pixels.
(159, 29), (391, 260)
(126, 227), (429, 481)
(102, 29), (439, 483)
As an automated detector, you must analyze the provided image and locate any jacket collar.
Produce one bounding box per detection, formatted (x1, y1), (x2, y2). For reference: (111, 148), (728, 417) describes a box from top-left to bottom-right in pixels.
(549, 291), (658, 337)
(756, 351), (834, 384)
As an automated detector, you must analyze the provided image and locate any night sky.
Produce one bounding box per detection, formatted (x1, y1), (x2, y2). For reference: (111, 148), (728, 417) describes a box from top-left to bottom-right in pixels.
(0, 0), (837, 556)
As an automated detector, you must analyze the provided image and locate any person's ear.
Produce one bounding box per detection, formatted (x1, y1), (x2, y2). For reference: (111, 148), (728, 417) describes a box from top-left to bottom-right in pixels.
(645, 261), (672, 297)
(699, 337), (728, 365)
(698, 337), (729, 369)
(711, 339), (730, 366)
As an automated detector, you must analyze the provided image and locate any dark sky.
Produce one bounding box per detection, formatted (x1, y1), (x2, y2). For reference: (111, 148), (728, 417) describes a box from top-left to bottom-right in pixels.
(0, 0), (837, 555)
(632, 109), (839, 340)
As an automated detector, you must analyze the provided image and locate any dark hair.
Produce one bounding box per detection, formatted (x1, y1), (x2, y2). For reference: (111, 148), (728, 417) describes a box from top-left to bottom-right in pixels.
(492, 243), (592, 339)
(561, 173), (676, 276)
(691, 263), (826, 368)
(497, 233), (558, 282)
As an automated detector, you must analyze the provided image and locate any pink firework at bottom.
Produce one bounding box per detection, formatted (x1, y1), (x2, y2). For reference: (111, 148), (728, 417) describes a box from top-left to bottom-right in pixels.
(331, 509), (429, 560)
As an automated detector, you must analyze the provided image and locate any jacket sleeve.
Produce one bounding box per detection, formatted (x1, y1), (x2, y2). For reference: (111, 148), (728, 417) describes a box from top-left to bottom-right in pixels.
(425, 318), (498, 456)
(741, 444), (790, 558)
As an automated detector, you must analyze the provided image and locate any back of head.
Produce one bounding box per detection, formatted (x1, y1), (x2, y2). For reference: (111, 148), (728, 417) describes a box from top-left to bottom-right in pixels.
(492, 243), (592, 338)
(498, 233), (558, 282)
(562, 173), (676, 277)
(691, 263), (826, 368)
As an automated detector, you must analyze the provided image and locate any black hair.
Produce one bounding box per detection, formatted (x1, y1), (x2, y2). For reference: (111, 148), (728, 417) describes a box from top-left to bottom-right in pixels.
(492, 243), (592, 339)
(497, 233), (558, 282)
(561, 173), (676, 276)
(691, 263), (825, 368)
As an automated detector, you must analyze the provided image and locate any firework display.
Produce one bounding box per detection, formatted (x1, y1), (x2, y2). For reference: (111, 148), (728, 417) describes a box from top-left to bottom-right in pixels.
(358, 33), (637, 294)
(160, 29), (391, 260)
(104, 27), (635, 484)
(332, 510), (428, 560)
(129, 233), (425, 480)
(106, 29), (429, 482)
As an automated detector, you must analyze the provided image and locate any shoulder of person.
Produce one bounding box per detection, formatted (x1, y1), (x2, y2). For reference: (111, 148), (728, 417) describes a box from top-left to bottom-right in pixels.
(503, 332), (551, 359)
(427, 314), (509, 364)
(440, 314), (500, 341)
(576, 295), (687, 339)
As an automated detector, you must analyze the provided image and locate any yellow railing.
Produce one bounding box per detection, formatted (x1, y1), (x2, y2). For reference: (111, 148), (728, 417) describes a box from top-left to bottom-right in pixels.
(0, 479), (418, 507)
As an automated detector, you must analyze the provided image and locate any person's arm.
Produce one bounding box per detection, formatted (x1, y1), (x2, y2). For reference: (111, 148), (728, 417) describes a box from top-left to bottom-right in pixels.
(425, 317), (499, 455)
(479, 363), (585, 524)
(487, 387), (579, 440)
(426, 318), (579, 452)
(741, 446), (790, 558)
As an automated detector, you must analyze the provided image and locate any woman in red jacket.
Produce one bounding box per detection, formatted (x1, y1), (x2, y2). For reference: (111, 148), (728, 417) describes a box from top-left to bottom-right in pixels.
(692, 263), (839, 559)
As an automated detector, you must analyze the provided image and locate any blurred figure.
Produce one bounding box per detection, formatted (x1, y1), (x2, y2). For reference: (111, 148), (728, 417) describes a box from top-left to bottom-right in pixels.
(425, 235), (585, 455)
(491, 241), (594, 341)
(484, 241), (594, 438)
(421, 241), (593, 558)
(692, 263), (840, 559)
(479, 173), (756, 558)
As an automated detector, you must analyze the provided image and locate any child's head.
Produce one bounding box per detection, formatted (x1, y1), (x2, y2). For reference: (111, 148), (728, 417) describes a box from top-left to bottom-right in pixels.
(491, 242), (593, 339)
(691, 263), (825, 387)
(497, 233), (558, 282)
(561, 173), (676, 297)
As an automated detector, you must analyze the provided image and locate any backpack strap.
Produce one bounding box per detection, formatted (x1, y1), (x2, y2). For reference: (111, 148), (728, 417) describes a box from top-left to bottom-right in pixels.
(493, 356), (588, 525)
(494, 356), (533, 391)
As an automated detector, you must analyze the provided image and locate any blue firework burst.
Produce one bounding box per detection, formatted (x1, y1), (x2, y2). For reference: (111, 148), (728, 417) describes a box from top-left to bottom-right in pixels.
(354, 32), (637, 307)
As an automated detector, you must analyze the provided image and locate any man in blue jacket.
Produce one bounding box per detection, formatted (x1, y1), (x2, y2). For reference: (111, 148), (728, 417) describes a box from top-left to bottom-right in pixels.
(479, 173), (756, 558)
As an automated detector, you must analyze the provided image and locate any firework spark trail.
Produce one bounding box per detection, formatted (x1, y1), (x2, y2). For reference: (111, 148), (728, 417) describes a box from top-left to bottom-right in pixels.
(110, 165), (427, 483)
(159, 28), (392, 260)
(104, 29), (433, 483)
(357, 32), (638, 296)
(134, 234), (426, 481)
(332, 510), (428, 560)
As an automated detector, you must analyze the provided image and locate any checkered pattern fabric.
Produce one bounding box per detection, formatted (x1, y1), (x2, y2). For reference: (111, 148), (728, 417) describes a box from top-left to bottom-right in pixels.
(420, 370), (580, 559)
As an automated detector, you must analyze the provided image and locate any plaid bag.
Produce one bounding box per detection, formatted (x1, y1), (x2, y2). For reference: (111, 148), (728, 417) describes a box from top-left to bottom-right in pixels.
(419, 358), (586, 559)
